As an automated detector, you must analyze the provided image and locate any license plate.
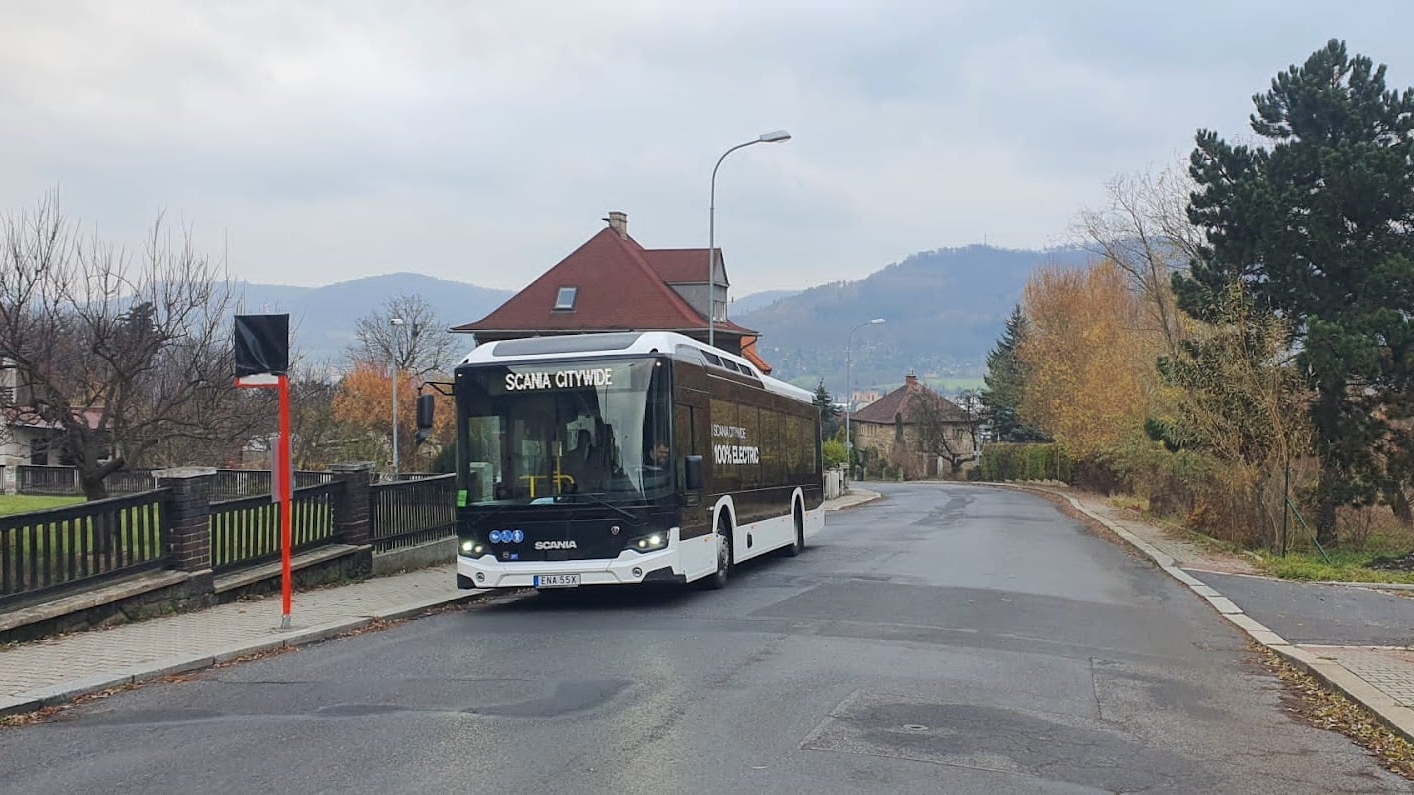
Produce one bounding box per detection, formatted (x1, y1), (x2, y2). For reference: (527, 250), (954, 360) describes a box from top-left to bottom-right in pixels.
(534, 574), (580, 588)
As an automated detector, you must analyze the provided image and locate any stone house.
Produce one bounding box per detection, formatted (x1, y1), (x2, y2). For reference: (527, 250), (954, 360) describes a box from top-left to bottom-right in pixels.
(849, 373), (979, 479)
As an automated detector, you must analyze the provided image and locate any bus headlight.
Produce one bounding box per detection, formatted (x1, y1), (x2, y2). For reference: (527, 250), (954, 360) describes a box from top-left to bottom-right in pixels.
(460, 540), (486, 556)
(628, 533), (668, 553)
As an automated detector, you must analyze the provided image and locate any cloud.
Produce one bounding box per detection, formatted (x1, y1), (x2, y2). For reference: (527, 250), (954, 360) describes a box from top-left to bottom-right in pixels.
(2, 1), (1413, 296)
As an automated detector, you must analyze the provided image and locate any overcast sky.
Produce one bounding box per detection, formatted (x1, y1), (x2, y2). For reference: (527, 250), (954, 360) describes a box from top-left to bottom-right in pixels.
(3, 1), (1412, 297)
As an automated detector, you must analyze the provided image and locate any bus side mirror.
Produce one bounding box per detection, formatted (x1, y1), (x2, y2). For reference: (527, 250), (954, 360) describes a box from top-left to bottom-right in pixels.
(416, 393), (435, 431)
(684, 455), (704, 490)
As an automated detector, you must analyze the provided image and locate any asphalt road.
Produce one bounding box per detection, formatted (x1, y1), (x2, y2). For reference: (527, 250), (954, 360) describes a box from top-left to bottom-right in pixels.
(2, 483), (1409, 794)
(1199, 570), (1414, 646)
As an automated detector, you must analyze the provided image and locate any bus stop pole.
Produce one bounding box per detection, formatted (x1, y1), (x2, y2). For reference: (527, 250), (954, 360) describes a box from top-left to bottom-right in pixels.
(278, 374), (293, 628)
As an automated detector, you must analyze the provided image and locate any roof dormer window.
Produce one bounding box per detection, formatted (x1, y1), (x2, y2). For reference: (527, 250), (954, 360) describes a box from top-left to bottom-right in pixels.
(554, 286), (578, 311)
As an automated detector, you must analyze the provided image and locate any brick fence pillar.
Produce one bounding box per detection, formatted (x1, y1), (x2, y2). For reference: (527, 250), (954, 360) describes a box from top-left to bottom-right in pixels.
(330, 462), (375, 546)
(156, 466), (216, 573)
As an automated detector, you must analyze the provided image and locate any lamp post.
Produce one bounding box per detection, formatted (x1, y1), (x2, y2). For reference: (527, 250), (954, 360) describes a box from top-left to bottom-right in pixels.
(844, 318), (885, 482)
(389, 317), (404, 477)
(708, 129), (791, 350)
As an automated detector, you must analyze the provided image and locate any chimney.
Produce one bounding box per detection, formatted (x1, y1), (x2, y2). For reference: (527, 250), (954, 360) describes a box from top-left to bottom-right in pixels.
(605, 211), (628, 239)
(905, 371), (918, 387)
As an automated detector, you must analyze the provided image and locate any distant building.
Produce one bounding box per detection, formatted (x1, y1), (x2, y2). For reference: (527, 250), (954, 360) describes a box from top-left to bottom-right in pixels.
(848, 388), (882, 411)
(0, 360), (84, 491)
(849, 373), (978, 479)
(452, 211), (773, 373)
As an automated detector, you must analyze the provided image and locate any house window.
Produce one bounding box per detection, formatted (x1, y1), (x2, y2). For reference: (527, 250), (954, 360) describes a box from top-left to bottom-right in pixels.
(954, 428), (965, 440)
(554, 286), (578, 311)
(894, 413), (904, 442)
(30, 436), (50, 466)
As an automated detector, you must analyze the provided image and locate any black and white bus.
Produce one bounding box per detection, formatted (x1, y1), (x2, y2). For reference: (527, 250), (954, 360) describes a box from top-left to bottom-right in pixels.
(416, 331), (825, 591)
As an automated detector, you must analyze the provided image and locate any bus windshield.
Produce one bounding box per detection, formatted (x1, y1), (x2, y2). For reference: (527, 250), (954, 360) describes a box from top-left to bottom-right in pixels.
(455, 357), (672, 506)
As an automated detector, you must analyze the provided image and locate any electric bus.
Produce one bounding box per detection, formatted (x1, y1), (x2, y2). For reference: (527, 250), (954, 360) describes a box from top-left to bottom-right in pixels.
(415, 331), (825, 591)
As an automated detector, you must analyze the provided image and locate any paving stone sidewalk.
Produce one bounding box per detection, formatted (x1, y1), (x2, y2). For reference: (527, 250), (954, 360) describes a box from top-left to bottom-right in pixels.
(1053, 487), (1414, 742)
(0, 489), (881, 717)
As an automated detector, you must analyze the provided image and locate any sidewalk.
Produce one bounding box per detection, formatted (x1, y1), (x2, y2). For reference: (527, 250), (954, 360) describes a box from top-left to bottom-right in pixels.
(0, 490), (879, 717)
(1037, 485), (1414, 744)
(827, 485), (881, 512)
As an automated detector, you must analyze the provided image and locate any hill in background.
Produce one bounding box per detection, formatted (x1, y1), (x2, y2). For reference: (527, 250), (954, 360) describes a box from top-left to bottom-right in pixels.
(232, 245), (1094, 391)
(728, 289), (801, 316)
(231, 273), (512, 366)
(734, 245), (1092, 396)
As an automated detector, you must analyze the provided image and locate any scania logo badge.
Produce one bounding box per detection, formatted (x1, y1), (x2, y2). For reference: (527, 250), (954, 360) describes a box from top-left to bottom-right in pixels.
(489, 529), (525, 544)
(535, 540), (578, 550)
(610, 525), (620, 536)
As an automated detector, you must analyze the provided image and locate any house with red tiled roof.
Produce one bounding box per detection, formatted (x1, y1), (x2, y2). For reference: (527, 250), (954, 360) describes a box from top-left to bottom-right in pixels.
(452, 212), (774, 373)
(849, 373), (979, 479)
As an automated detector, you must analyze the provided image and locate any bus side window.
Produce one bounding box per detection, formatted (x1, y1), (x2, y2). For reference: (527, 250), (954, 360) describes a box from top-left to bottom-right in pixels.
(675, 404), (695, 483)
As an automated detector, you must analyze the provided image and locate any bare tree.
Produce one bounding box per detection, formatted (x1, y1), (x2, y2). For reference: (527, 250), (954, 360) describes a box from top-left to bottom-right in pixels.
(1072, 163), (1204, 358)
(349, 294), (457, 377)
(907, 390), (978, 476)
(287, 358), (349, 470)
(0, 193), (262, 498)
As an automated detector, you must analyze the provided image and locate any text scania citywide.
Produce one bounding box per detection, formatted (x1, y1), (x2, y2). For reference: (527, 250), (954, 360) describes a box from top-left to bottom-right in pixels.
(504, 368), (614, 391)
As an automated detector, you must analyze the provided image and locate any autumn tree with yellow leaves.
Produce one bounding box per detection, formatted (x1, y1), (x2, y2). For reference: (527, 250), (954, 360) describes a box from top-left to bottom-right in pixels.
(331, 362), (455, 473)
(1016, 260), (1168, 460)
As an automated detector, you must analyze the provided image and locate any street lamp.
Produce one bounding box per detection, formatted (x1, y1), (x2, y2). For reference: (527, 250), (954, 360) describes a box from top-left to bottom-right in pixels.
(707, 129), (791, 350)
(844, 318), (885, 481)
(389, 317), (404, 477)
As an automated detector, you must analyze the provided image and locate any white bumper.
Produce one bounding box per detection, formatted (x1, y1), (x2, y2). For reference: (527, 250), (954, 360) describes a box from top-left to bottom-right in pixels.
(458, 543), (682, 588)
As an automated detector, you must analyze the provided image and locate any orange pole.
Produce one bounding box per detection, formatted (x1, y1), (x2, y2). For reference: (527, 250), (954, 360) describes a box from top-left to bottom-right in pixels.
(279, 374), (293, 627)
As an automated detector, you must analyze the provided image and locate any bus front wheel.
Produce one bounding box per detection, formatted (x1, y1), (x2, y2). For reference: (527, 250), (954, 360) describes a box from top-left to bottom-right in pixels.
(701, 519), (732, 590)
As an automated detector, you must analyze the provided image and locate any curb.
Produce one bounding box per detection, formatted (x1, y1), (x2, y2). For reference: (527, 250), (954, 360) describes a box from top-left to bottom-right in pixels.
(1317, 580), (1414, 592)
(995, 482), (1414, 745)
(0, 588), (495, 718)
(828, 489), (882, 511)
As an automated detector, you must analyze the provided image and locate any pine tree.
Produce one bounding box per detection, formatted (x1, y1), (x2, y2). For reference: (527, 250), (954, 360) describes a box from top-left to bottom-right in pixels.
(1175, 40), (1414, 543)
(981, 305), (1047, 442)
(813, 380), (842, 442)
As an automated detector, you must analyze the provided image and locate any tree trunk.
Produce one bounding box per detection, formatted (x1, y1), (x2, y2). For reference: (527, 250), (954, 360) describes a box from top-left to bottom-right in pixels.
(1314, 464), (1340, 548)
(80, 472), (109, 501)
(1309, 383), (1344, 548)
(78, 457), (124, 501)
(1391, 488), (1412, 524)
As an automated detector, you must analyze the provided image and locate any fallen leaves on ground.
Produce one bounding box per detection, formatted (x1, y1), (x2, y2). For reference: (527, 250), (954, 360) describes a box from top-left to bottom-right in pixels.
(1255, 645), (1414, 780)
(332, 618), (399, 638)
(0, 674), (192, 730)
(211, 644), (299, 668)
(0, 704), (66, 727)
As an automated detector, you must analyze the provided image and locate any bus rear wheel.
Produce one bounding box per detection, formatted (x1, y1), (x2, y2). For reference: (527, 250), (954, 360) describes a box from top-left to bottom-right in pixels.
(701, 519), (732, 590)
(782, 502), (804, 557)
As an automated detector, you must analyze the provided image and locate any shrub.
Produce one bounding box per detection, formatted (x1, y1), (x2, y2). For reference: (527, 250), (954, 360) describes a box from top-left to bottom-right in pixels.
(977, 443), (1073, 482)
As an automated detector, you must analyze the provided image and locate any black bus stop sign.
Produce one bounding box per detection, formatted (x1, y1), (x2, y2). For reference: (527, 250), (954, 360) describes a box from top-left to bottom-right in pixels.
(234, 314), (290, 377)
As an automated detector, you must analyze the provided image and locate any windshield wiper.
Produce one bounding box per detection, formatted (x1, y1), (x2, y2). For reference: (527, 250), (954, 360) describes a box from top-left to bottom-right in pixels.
(567, 492), (642, 523)
(463, 504), (511, 525)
